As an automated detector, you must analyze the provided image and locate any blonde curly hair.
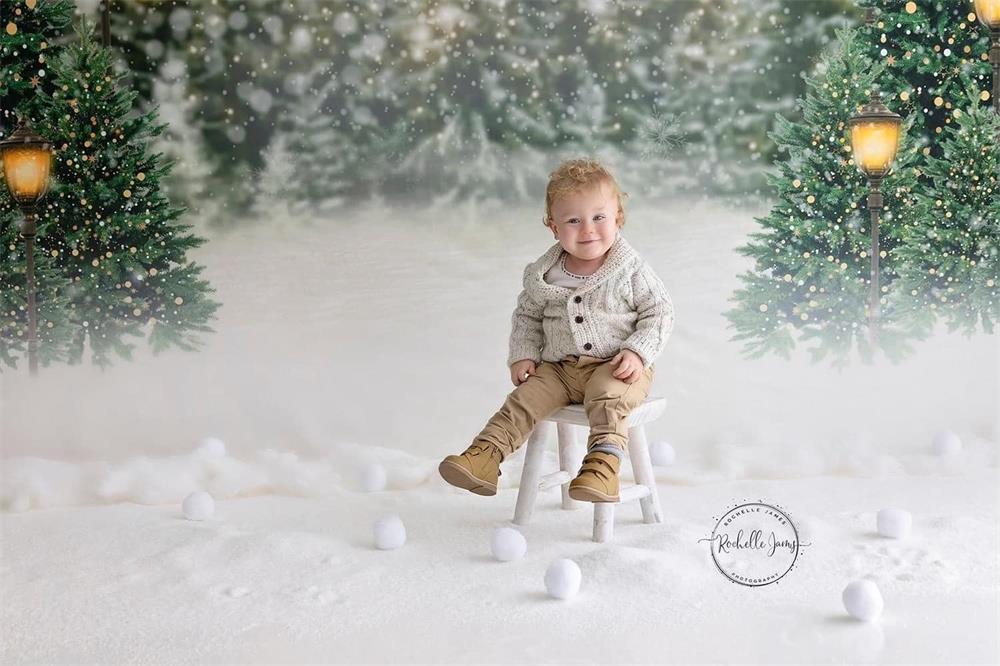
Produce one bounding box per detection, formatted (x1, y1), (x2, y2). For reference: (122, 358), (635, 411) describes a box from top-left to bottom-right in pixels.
(543, 158), (629, 228)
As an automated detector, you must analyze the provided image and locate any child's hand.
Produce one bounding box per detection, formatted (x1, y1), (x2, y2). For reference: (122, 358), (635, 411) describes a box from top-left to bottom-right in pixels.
(610, 349), (644, 384)
(510, 359), (537, 387)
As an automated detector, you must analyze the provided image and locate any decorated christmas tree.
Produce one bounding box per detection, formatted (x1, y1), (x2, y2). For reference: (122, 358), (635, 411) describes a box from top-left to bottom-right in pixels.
(2, 21), (219, 369)
(854, 0), (992, 159)
(729, 0), (997, 363)
(895, 88), (999, 334)
(0, 0), (73, 138)
(852, 0), (997, 337)
(726, 28), (926, 365)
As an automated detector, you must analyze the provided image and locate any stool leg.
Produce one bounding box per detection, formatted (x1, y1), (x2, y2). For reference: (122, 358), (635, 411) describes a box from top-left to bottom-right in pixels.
(557, 423), (585, 510)
(513, 421), (551, 525)
(593, 503), (614, 542)
(628, 425), (663, 524)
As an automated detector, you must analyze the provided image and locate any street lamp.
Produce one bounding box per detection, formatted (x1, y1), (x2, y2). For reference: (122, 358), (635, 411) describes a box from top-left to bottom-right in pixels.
(848, 91), (902, 342)
(975, 0), (1000, 114)
(0, 119), (54, 376)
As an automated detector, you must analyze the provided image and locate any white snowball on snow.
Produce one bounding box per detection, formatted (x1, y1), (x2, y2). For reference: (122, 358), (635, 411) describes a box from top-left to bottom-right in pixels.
(649, 440), (676, 466)
(373, 514), (406, 550)
(544, 558), (581, 600)
(195, 436), (227, 458)
(182, 491), (215, 521)
(491, 526), (527, 562)
(842, 579), (883, 622)
(876, 508), (912, 539)
(931, 431), (962, 456)
(360, 462), (387, 492)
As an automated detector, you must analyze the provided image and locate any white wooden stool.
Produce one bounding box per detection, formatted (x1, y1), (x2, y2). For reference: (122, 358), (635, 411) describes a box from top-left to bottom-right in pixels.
(512, 397), (666, 543)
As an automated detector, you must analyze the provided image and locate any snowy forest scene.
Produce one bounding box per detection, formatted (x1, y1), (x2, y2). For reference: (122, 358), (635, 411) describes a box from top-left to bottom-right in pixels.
(1, 0), (998, 664)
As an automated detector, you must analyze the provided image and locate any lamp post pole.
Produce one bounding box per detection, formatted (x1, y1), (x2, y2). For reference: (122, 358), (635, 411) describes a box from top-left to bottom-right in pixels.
(991, 29), (999, 114)
(0, 120), (53, 376)
(100, 0), (111, 47)
(849, 91), (902, 347)
(867, 176), (883, 328)
(21, 207), (39, 375)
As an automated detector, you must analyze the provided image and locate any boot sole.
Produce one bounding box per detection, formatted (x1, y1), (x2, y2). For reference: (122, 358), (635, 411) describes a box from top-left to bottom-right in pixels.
(568, 485), (619, 503)
(438, 459), (497, 496)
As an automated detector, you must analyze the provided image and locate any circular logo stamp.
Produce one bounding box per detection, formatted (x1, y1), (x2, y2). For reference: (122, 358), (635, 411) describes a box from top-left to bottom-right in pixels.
(699, 501), (803, 587)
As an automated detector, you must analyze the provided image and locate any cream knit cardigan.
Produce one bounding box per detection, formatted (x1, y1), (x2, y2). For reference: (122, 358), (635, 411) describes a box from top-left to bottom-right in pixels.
(507, 234), (674, 369)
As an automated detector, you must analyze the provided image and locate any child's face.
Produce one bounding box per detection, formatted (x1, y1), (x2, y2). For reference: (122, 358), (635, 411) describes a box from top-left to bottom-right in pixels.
(546, 182), (622, 262)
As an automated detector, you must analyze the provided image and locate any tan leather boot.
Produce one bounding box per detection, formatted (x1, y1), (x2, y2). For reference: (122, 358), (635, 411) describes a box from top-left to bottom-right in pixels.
(568, 451), (621, 502)
(438, 441), (503, 496)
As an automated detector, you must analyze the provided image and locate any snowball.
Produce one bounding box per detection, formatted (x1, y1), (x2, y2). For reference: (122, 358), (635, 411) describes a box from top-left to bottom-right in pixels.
(842, 579), (884, 622)
(544, 558), (581, 600)
(182, 491), (215, 521)
(195, 436), (226, 458)
(373, 514), (406, 550)
(649, 440), (676, 466)
(876, 508), (912, 539)
(359, 462), (387, 492)
(931, 431), (962, 456)
(491, 526), (527, 562)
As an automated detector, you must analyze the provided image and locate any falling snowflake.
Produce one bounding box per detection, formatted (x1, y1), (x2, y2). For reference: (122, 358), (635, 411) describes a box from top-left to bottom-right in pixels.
(636, 107), (685, 160)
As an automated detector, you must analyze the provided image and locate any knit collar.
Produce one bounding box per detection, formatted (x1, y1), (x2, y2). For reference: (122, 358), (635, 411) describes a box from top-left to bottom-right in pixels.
(530, 233), (636, 298)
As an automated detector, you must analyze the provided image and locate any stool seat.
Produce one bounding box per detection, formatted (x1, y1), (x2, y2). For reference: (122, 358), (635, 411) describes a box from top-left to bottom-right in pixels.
(544, 397), (666, 428)
(512, 396), (666, 543)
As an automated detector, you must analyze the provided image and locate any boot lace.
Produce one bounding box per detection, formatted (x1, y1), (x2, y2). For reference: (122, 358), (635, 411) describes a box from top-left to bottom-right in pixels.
(467, 442), (503, 475)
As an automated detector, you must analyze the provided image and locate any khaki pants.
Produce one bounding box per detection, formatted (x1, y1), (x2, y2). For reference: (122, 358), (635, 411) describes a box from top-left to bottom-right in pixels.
(473, 355), (655, 460)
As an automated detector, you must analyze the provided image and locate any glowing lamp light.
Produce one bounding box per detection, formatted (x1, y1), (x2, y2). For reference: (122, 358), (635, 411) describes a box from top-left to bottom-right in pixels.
(0, 122), (53, 206)
(849, 93), (902, 179)
(974, 0), (1000, 29)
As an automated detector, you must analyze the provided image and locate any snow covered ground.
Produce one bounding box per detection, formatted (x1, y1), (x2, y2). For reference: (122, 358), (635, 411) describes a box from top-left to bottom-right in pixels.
(2, 197), (998, 663)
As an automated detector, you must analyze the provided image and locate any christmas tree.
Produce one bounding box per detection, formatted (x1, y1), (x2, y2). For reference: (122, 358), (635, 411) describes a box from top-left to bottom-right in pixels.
(726, 28), (926, 366)
(259, 1), (857, 212)
(0, 0), (73, 138)
(852, 0), (997, 337)
(895, 88), (999, 334)
(651, 0), (857, 194)
(855, 0), (992, 159)
(2, 21), (219, 369)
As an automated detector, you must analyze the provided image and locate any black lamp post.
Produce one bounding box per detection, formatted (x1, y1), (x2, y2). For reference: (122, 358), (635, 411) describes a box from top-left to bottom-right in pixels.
(848, 92), (902, 343)
(975, 0), (1000, 114)
(0, 120), (54, 376)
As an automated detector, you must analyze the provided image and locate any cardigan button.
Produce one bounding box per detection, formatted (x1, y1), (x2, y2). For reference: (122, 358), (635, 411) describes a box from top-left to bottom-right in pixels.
(573, 296), (582, 303)
(583, 343), (592, 351)
(574, 316), (584, 323)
